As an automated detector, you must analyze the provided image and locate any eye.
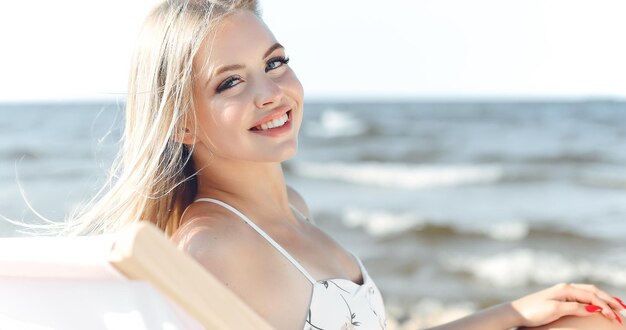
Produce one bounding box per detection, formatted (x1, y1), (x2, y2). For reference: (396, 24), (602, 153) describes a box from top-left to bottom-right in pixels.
(215, 75), (243, 93)
(265, 56), (290, 72)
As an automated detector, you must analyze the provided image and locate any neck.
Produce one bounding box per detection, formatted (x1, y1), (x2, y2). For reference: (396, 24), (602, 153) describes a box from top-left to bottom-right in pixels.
(192, 156), (294, 223)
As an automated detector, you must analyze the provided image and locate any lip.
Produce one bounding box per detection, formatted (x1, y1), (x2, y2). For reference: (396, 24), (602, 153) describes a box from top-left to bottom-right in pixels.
(249, 105), (292, 129)
(249, 111), (292, 137)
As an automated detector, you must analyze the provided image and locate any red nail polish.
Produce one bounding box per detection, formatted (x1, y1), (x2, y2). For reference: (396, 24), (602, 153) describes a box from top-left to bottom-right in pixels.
(614, 296), (626, 309)
(586, 305), (603, 313)
(614, 311), (623, 325)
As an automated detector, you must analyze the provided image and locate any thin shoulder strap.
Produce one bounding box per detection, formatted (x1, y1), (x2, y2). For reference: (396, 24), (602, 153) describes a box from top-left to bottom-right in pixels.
(288, 204), (311, 223)
(194, 197), (317, 284)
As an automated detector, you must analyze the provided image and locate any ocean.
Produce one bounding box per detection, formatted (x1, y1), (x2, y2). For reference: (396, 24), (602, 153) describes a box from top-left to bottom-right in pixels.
(2, 100), (626, 328)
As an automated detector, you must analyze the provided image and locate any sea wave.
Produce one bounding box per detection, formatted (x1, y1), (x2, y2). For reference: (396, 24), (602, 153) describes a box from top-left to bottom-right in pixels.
(342, 208), (424, 237)
(304, 109), (368, 138)
(291, 161), (504, 189)
(577, 166), (626, 190)
(0, 148), (39, 161)
(442, 248), (626, 288)
(342, 207), (530, 241)
(338, 206), (621, 242)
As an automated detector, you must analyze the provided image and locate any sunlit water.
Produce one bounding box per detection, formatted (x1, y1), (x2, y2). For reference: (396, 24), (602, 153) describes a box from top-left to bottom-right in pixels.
(2, 100), (625, 328)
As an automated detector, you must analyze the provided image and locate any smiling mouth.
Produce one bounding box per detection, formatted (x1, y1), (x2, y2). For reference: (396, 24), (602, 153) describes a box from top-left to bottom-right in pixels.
(249, 110), (292, 131)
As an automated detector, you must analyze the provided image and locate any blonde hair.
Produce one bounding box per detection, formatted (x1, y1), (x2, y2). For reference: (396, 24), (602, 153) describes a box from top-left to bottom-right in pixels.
(18, 0), (259, 237)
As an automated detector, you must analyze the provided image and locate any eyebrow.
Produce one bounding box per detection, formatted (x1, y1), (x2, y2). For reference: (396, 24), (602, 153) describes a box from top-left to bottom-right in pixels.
(263, 42), (284, 59)
(206, 42), (284, 87)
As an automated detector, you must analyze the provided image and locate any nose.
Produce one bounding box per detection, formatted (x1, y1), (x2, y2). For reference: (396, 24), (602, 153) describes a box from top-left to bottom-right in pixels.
(254, 75), (283, 108)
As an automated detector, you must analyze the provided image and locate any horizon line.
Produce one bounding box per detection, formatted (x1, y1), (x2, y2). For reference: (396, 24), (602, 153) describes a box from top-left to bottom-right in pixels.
(1, 93), (626, 105)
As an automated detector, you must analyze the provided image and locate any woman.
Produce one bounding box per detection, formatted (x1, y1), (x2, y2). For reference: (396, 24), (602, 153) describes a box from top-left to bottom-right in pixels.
(47, 0), (625, 329)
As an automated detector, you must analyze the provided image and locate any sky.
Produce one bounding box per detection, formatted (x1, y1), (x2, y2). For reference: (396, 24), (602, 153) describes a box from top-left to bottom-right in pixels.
(1, 0), (625, 102)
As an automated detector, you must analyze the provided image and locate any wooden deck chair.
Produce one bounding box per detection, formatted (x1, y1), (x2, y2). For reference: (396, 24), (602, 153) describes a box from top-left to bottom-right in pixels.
(0, 221), (274, 330)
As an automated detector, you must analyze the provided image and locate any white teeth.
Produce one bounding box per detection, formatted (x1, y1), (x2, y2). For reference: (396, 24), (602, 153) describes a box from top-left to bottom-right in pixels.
(255, 113), (288, 131)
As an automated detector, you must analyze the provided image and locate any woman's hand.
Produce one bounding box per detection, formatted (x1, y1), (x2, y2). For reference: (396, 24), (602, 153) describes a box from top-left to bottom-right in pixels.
(426, 283), (625, 330)
(511, 283), (625, 328)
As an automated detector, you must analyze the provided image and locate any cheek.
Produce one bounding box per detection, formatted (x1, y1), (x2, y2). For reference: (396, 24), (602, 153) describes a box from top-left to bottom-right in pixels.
(195, 102), (240, 139)
(205, 102), (245, 132)
(281, 71), (304, 100)
(285, 73), (304, 129)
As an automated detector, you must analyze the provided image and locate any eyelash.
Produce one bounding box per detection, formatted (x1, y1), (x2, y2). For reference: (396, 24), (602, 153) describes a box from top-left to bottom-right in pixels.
(215, 56), (290, 94)
(265, 56), (290, 72)
(215, 76), (241, 94)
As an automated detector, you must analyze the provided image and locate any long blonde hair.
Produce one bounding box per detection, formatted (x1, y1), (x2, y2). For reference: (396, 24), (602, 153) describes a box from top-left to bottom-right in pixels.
(20, 0), (259, 237)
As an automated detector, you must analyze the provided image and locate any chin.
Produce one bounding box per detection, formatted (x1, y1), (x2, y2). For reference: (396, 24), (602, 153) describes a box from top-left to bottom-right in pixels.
(277, 145), (298, 162)
(277, 139), (299, 160)
(281, 150), (298, 162)
(253, 144), (298, 163)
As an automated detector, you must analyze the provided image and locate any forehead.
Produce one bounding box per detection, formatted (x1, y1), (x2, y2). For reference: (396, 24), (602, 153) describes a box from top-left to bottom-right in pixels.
(194, 10), (277, 72)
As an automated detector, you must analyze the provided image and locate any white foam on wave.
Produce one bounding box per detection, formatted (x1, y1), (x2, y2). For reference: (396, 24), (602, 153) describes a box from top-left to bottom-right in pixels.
(442, 248), (626, 288)
(341, 207), (530, 241)
(463, 221), (530, 241)
(305, 109), (367, 138)
(292, 161), (504, 189)
(343, 208), (424, 236)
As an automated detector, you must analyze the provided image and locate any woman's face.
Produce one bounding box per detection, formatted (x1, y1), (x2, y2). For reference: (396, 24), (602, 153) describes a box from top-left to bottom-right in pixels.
(189, 10), (304, 164)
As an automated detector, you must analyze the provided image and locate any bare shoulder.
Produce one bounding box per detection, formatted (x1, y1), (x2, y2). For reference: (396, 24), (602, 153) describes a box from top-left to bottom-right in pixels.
(170, 200), (316, 329)
(171, 201), (237, 251)
(170, 202), (255, 283)
(521, 314), (626, 330)
(286, 184), (316, 224)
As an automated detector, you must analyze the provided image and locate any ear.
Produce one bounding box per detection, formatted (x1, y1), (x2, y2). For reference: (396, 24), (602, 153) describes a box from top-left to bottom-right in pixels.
(172, 126), (196, 145)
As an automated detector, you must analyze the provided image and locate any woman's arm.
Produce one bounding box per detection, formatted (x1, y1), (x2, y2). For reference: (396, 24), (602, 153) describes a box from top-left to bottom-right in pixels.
(425, 302), (519, 330)
(424, 283), (624, 330)
(521, 313), (626, 330)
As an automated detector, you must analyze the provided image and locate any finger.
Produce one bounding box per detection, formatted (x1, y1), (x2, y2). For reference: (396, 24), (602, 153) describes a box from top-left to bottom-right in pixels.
(569, 283), (624, 324)
(615, 297), (626, 309)
(556, 302), (603, 318)
(555, 284), (616, 321)
(570, 283), (625, 312)
(558, 302), (623, 325)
